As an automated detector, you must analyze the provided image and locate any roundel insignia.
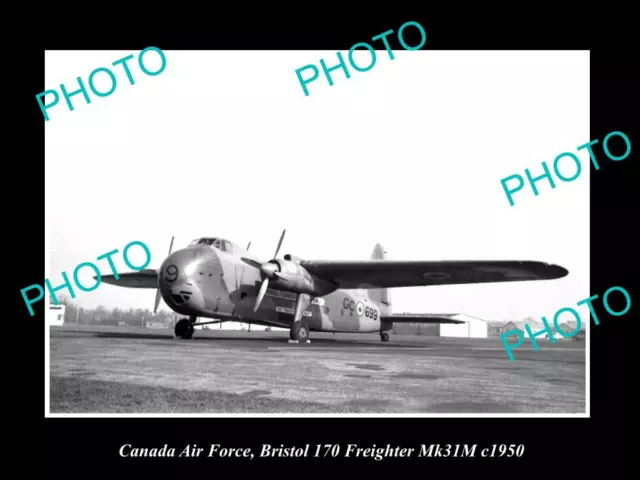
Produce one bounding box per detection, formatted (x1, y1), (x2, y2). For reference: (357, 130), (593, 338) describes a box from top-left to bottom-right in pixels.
(422, 272), (452, 280)
(356, 302), (364, 316)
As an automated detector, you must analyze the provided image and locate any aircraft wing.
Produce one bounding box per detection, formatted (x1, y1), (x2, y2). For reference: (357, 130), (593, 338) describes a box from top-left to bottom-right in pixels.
(98, 269), (158, 288)
(300, 260), (568, 289)
(380, 314), (465, 324)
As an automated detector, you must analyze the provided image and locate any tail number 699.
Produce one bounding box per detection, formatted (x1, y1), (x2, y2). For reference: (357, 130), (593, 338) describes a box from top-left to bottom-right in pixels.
(365, 306), (378, 320)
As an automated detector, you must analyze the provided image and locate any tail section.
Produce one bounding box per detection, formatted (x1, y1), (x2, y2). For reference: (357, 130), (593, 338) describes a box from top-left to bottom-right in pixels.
(368, 244), (391, 310)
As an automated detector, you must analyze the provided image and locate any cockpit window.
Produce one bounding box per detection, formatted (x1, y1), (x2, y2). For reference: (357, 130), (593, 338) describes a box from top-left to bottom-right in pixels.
(188, 237), (235, 253)
(188, 237), (213, 246)
(188, 237), (227, 250)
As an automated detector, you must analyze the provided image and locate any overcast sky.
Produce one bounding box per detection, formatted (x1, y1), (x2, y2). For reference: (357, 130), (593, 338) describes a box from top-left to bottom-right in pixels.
(44, 50), (589, 324)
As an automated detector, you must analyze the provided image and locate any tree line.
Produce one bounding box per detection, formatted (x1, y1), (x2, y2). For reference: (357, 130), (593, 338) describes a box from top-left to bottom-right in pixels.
(53, 295), (178, 327)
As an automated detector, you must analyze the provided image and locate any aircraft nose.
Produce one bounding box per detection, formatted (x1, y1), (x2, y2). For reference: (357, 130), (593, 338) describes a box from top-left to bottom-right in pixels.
(158, 248), (207, 311)
(160, 248), (202, 284)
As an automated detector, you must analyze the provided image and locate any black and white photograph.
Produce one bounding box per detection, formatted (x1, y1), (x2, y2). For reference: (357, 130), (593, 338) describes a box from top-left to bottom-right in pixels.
(20, 10), (634, 476)
(44, 48), (589, 416)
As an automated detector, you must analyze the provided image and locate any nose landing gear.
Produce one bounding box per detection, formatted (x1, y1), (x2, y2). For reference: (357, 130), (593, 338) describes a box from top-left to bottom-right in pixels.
(380, 332), (389, 342)
(174, 317), (195, 339)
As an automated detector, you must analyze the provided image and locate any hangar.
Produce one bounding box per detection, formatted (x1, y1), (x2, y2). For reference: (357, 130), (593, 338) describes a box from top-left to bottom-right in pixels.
(439, 314), (492, 339)
(390, 314), (498, 338)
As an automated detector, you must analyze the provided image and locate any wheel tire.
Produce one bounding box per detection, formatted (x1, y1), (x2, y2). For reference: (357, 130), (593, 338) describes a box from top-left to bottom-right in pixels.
(380, 332), (389, 342)
(175, 318), (194, 339)
(291, 322), (309, 342)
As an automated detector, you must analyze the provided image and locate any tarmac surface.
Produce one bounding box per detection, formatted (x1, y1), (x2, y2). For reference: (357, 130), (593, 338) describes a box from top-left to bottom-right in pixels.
(48, 325), (586, 414)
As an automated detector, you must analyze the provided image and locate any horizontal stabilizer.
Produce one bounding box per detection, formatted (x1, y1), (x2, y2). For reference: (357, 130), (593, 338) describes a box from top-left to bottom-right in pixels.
(96, 269), (158, 289)
(381, 314), (465, 324)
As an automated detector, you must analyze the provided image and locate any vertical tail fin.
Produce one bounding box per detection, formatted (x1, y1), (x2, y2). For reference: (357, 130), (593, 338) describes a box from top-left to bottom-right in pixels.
(370, 243), (387, 260)
(368, 244), (391, 309)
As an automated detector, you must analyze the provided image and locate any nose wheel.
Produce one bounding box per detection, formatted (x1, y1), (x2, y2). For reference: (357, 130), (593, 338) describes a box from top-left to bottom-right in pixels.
(174, 318), (194, 339)
(380, 332), (389, 342)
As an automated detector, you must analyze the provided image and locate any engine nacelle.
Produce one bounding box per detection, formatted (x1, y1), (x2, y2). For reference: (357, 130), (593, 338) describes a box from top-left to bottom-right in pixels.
(268, 259), (337, 296)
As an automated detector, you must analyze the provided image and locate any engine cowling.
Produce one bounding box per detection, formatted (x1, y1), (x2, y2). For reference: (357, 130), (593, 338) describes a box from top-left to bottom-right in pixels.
(283, 254), (302, 264)
(267, 258), (337, 296)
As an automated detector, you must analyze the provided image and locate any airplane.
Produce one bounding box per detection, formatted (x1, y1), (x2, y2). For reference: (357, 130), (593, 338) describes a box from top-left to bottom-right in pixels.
(97, 230), (569, 343)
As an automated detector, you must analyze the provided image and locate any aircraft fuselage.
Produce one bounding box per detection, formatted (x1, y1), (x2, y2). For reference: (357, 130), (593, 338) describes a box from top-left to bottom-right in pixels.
(158, 245), (392, 333)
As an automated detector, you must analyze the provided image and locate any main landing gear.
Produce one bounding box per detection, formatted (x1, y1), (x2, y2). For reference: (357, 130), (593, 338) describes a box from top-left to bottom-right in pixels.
(288, 293), (312, 344)
(174, 316), (196, 339)
(289, 321), (310, 344)
(380, 332), (389, 342)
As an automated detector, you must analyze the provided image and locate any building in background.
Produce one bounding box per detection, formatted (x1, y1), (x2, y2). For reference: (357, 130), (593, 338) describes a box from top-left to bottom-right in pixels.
(167, 317), (286, 332)
(439, 314), (495, 339)
(573, 329), (586, 341)
(497, 318), (584, 340)
(208, 321), (286, 331)
(391, 314), (502, 338)
(499, 321), (522, 335)
(392, 322), (440, 336)
(48, 302), (65, 326)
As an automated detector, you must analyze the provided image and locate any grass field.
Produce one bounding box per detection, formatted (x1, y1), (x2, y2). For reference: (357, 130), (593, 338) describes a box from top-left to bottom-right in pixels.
(48, 324), (586, 414)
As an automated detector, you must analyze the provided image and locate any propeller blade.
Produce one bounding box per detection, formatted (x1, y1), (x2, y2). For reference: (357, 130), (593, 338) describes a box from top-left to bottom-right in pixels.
(241, 257), (262, 269)
(254, 278), (269, 312)
(246, 242), (251, 251)
(273, 229), (286, 258)
(153, 289), (162, 314)
(153, 236), (175, 314)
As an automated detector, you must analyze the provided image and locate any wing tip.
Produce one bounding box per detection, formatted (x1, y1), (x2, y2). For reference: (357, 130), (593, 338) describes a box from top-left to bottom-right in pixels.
(549, 264), (569, 278)
(517, 261), (569, 279)
(95, 274), (116, 285)
(545, 263), (569, 279)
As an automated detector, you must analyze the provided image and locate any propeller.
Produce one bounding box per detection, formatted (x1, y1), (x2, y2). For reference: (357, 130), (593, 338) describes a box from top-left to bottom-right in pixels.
(241, 229), (286, 312)
(154, 236), (175, 314)
(236, 241), (253, 289)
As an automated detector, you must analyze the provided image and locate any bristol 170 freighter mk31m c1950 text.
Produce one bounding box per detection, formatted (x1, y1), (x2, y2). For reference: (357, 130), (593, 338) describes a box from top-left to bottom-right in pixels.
(98, 230), (569, 343)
